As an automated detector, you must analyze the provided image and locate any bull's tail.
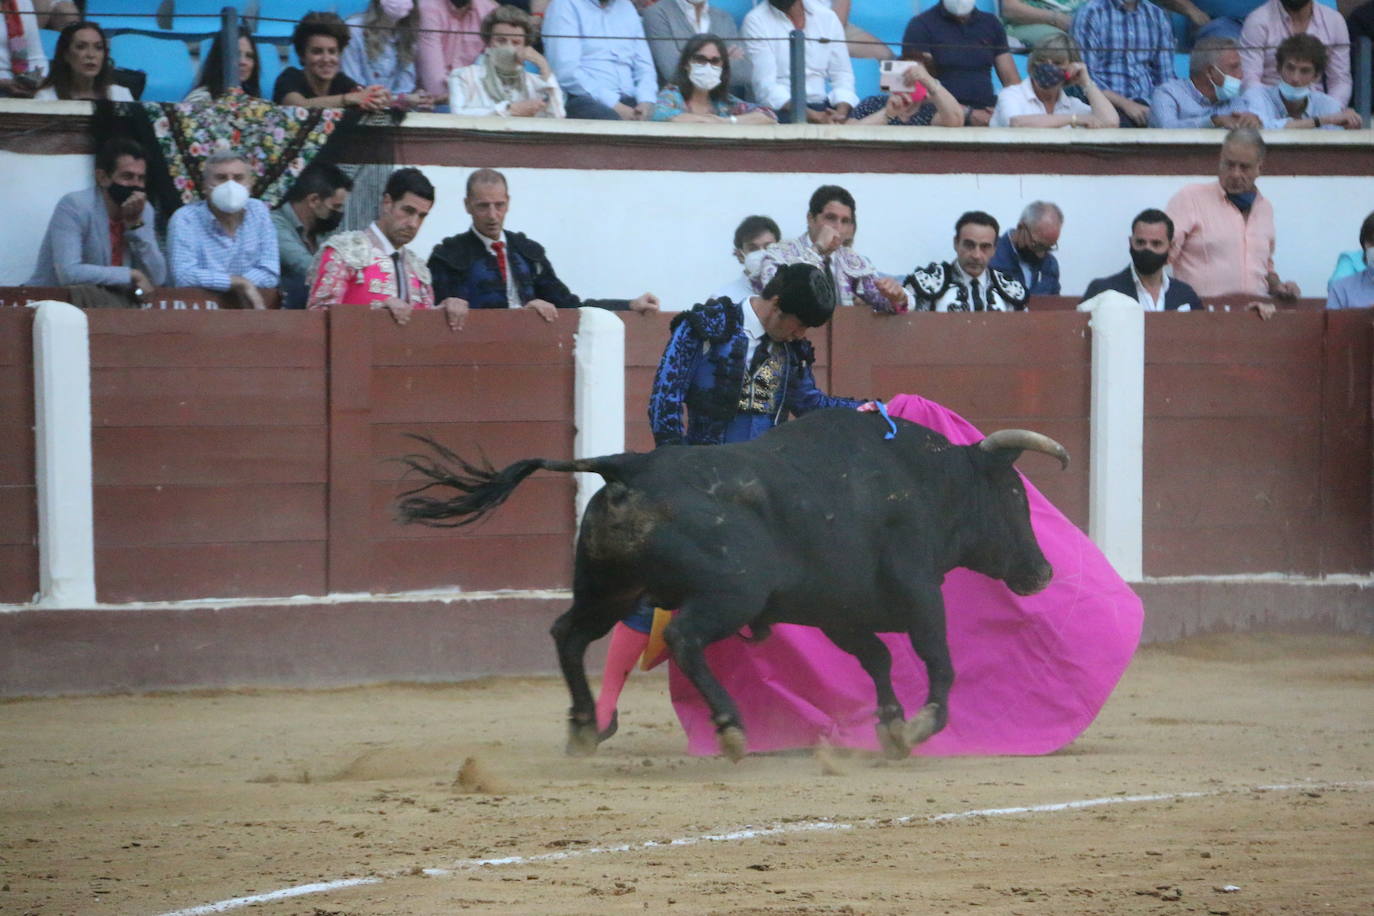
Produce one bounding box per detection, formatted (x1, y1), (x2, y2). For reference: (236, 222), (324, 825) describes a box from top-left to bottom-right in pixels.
(395, 435), (622, 528)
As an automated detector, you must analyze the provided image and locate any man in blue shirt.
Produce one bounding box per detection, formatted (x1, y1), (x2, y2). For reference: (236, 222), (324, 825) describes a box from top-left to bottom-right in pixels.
(1148, 35), (1263, 127)
(543, 0), (659, 120)
(1072, 0), (1177, 127)
(990, 201), (1063, 297)
(901, 0), (1021, 126)
(1327, 211), (1374, 310)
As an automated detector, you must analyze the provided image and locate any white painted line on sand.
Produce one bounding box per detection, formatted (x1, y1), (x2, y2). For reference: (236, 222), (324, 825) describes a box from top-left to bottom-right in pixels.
(152, 779), (1373, 916)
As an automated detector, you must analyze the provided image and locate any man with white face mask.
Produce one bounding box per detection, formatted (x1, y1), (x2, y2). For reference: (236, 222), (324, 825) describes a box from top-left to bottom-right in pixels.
(901, 0), (1020, 127)
(1148, 36), (1264, 127)
(449, 6), (565, 117)
(711, 215), (781, 304)
(1246, 33), (1361, 129)
(168, 149), (279, 310)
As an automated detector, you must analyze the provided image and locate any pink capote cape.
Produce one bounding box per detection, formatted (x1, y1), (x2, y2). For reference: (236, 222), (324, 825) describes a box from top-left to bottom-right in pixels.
(667, 394), (1143, 756)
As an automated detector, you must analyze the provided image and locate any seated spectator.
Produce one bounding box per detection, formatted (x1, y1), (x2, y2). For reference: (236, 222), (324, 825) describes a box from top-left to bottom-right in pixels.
(168, 149), (279, 310)
(990, 201), (1063, 296)
(273, 161), (353, 310)
(743, 0), (856, 124)
(1240, 0), (1350, 106)
(711, 214), (781, 303)
(649, 34), (776, 123)
(905, 210), (1028, 311)
(29, 137), (166, 304)
(1082, 208), (1202, 310)
(642, 0), (751, 98)
(1165, 127), (1299, 300)
(34, 21), (131, 101)
(416, 0), (497, 99)
(449, 5), (565, 118)
(1326, 211), (1374, 310)
(185, 25), (262, 103)
(544, 0), (657, 120)
(343, 0), (434, 109)
(427, 168), (659, 323)
(990, 34), (1118, 127)
(1000, 0), (1090, 47)
(1247, 33), (1362, 129)
(1159, 0), (1261, 43)
(1071, 0), (1176, 127)
(902, 0), (1020, 127)
(0, 0), (47, 98)
(847, 59), (965, 126)
(308, 167), (465, 327)
(1148, 36), (1263, 127)
(756, 185), (909, 312)
(273, 12), (390, 111)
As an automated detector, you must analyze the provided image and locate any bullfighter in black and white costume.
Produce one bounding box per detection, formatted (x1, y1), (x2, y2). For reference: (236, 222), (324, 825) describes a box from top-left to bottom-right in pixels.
(904, 260), (1029, 312)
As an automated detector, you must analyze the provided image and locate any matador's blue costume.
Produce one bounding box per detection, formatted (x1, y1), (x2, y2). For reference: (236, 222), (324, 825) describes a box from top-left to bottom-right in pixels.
(648, 297), (860, 447)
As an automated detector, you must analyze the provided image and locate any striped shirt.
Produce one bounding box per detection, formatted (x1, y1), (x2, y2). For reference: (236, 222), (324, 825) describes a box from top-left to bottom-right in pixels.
(168, 197), (279, 291)
(1072, 0), (1176, 103)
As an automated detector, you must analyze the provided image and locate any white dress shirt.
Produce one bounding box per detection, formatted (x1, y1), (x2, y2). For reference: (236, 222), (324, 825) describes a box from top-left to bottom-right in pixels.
(739, 293), (768, 367)
(676, 0), (711, 34)
(741, 0), (857, 111)
(1131, 264), (1189, 312)
(990, 80), (1091, 127)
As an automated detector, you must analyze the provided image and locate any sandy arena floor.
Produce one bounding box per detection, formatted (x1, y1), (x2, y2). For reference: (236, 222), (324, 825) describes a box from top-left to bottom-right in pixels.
(1, 633), (1372, 916)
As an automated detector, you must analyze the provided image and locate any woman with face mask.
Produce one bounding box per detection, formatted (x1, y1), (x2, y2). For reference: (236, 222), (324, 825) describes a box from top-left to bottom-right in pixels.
(341, 0), (434, 110)
(449, 5), (565, 118)
(989, 33), (1117, 128)
(647, 34), (776, 123)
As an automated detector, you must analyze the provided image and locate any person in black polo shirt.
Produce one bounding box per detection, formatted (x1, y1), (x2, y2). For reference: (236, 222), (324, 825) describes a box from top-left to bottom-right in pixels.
(901, 0), (1022, 126)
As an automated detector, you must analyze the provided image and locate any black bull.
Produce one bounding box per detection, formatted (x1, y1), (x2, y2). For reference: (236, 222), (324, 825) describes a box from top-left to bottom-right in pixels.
(396, 408), (1068, 761)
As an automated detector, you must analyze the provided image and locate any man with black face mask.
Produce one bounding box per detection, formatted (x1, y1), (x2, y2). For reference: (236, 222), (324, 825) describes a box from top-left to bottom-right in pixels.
(273, 162), (353, 309)
(1081, 209), (1202, 311)
(30, 137), (167, 301)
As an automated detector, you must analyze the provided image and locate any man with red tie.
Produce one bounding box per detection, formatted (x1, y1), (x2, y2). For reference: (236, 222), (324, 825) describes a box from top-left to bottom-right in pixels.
(426, 167), (659, 327)
(307, 167), (466, 330)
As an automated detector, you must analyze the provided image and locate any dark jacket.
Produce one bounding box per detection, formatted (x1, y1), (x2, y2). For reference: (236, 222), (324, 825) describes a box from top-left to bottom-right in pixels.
(1082, 266), (1202, 311)
(989, 230), (1060, 296)
(427, 228), (629, 311)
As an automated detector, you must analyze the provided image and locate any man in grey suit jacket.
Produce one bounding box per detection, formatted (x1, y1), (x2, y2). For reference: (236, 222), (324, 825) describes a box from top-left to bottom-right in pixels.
(642, 0), (752, 98)
(29, 137), (167, 298)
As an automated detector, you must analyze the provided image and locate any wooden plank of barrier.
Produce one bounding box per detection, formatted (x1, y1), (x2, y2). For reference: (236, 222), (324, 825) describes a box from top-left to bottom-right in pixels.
(0, 308), (37, 603)
(0, 286), (280, 311)
(1318, 310), (1374, 574)
(326, 307), (376, 595)
(369, 533), (574, 593)
(95, 542), (326, 604)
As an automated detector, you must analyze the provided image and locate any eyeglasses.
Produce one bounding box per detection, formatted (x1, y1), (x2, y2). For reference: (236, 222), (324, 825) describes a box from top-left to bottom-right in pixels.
(1019, 224), (1058, 254)
(690, 54), (723, 66)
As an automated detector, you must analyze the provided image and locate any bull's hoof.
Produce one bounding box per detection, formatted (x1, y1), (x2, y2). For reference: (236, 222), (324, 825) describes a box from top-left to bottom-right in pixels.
(717, 726), (748, 763)
(596, 711), (619, 745)
(876, 718), (910, 760)
(902, 703), (941, 747)
(565, 722), (600, 757)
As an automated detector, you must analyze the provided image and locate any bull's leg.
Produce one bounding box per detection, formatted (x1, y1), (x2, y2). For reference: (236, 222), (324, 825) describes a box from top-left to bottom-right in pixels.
(820, 628), (908, 760)
(901, 585), (954, 749)
(551, 583), (637, 757)
(662, 594), (764, 762)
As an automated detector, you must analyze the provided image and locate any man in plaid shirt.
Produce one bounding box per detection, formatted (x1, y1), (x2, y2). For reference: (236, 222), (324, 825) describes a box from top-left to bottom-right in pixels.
(1071, 0), (1177, 126)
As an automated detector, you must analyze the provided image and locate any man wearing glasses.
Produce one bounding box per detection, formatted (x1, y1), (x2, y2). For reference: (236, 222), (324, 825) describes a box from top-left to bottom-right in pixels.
(990, 200), (1064, 296)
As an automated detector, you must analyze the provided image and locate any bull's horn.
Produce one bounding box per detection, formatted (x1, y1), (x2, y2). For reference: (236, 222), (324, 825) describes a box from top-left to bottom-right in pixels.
(979, 429), (1070, 469)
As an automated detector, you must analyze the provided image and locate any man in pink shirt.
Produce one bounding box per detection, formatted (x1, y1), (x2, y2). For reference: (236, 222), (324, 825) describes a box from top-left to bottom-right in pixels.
(1239, 0), (1351, 105)
(1165, 128), (1300, 301)
(417, 0), (499, 99)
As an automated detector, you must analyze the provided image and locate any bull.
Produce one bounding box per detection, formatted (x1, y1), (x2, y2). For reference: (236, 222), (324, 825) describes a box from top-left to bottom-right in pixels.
(396, 407), (1068, 761)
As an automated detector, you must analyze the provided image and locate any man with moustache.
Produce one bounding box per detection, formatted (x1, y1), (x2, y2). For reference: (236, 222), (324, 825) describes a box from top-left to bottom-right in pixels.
(30, 137), (166, 303)
(426, 168), (658, 328)
(1082, 209), (1203, 311)
(272, 162), (353, 310)
(906, 211), (1028, 311)
(306, 167), (466, 330)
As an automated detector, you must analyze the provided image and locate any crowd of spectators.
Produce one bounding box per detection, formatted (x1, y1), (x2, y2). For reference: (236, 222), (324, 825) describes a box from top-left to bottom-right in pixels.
(0, 0), (1366, 129)
(24, 128), (1374, 316)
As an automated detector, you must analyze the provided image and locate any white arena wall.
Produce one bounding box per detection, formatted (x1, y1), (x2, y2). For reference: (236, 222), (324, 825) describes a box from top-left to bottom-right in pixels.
(2, 145), (1370, 309)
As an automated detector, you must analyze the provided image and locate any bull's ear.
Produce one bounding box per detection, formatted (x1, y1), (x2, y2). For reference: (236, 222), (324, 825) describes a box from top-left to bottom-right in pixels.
(978, 430), (1070, 470)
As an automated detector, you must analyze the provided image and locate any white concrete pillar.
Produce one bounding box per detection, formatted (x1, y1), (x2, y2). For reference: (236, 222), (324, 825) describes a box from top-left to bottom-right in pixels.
(1076, 291), (1144, 581)
(30, 300), (96, 607)
(572, 307), (626, 524)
